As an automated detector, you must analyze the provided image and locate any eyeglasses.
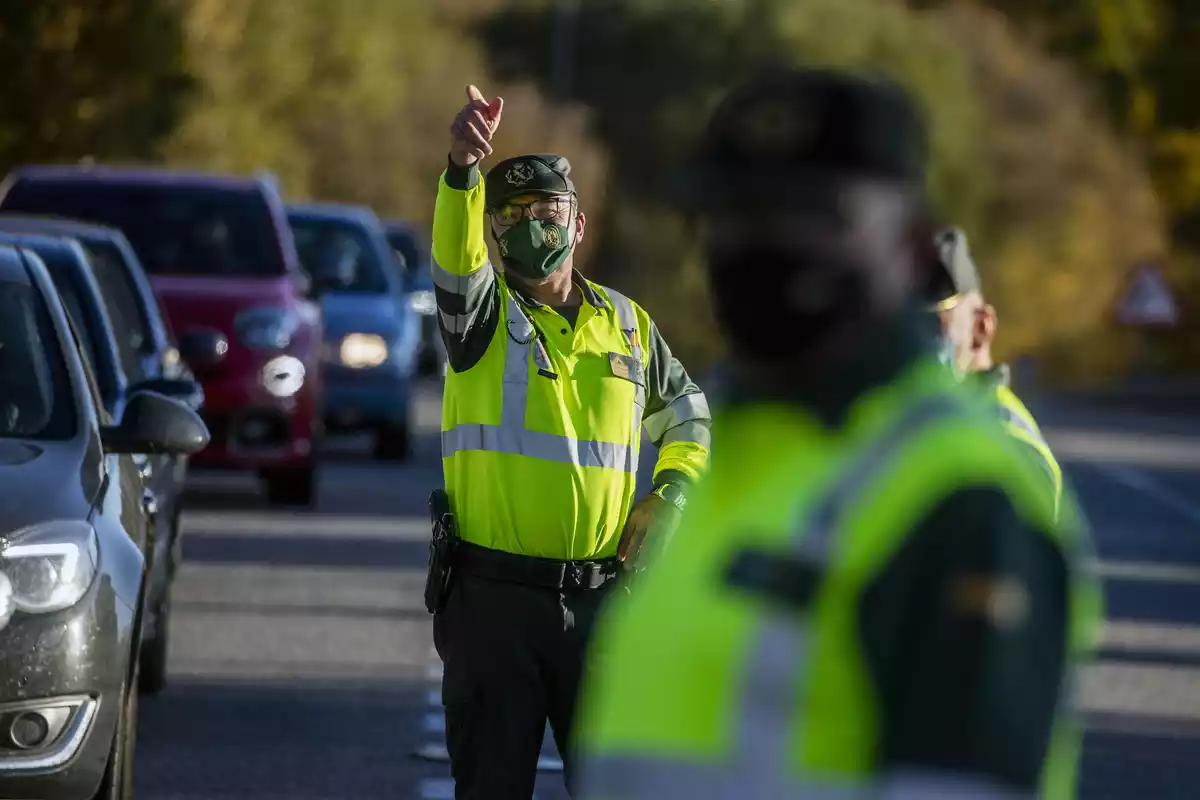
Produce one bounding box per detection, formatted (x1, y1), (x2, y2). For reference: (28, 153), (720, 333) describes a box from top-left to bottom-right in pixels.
(489, 196), (572, 228)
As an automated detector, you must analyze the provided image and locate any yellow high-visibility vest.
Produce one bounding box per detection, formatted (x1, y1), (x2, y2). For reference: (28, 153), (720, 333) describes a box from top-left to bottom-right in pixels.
(574, 364), (1101, 798)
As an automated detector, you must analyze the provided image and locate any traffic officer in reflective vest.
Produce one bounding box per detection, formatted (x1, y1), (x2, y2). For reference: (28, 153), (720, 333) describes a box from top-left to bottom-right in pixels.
(928, 226), (1063, 511)
(430, 84), (711, 798)
(573, 67), (1102, 799)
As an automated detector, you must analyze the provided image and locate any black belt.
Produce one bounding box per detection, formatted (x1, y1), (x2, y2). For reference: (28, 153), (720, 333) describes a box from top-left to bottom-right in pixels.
(454, 541), (620, 591)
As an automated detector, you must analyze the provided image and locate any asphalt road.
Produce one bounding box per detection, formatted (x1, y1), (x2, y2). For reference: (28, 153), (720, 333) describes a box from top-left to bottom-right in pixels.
(133, 382), (1200, 799)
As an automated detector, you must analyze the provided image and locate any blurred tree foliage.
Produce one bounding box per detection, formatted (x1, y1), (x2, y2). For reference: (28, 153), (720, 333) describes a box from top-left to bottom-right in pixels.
(916, 0), (1200, 370)
(162, 0), (608, 256)
(0, 0), (194, 167)
(2, 0), (1183, 381)
(474, 0), (1165, 381)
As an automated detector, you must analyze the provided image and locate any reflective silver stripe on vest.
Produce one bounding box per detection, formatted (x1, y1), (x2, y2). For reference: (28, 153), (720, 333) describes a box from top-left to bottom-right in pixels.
(442, 287), (639, 473)
(431, 258), (492, 297)
(438, 308), (475, 335)
(604, 287), (646, 411)
(578, 396), (962, 798)
(645, 392), (711, 444)
(999, 405), (1044, 446)
(663, 419), (711, 449)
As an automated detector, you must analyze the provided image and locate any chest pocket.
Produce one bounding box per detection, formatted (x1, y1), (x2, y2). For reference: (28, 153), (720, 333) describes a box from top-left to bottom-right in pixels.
(502, 287), (647, 465)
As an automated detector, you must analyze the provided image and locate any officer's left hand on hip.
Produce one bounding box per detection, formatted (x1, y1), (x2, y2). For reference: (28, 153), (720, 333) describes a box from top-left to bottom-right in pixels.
(618, 494), (682, 567)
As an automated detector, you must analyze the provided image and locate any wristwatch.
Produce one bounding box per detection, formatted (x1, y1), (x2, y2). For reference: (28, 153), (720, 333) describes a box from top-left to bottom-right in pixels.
(651, 483), (687, 514)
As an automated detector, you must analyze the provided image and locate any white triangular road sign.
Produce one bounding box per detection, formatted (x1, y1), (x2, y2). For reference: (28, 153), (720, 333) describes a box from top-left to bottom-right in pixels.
(1116, 265), (1179, 326)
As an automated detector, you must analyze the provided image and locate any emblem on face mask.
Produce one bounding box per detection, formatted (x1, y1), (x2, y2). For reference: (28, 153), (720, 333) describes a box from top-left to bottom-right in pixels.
(498, 237), (509, 256)
(542, 226), (562, 248)
(505, 162), (535, 186)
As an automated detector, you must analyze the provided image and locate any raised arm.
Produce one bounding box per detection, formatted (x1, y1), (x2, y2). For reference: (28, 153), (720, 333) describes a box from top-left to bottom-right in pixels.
(432, 84), (505, 373)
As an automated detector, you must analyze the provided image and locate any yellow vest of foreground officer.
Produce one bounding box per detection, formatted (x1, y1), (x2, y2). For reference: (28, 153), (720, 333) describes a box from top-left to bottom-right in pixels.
(574, 362), (1102, 799)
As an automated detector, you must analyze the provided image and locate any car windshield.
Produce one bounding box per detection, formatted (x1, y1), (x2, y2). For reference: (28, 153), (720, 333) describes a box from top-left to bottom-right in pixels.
(31, 247), (120, 406)
(290, 216), (389, 293)
(386, 226), (430, 277)
(0, 279), (74, 439)
(0, 179), (287, 277)
(82, 240), (151, 379)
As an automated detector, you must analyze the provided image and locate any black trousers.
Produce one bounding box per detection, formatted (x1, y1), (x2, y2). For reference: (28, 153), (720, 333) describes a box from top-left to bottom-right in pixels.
(433, 570), (614, 799)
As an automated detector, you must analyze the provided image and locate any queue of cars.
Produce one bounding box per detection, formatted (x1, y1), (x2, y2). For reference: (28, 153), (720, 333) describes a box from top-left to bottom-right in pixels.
(0, 244), (207, 799)
(0, 162), (435, 798)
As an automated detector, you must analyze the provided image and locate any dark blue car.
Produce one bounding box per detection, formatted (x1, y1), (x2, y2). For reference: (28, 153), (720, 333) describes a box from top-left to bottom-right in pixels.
(286, 203), (419, 460)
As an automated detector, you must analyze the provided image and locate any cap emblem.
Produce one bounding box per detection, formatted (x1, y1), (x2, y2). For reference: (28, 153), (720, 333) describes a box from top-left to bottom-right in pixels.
(505, 162), (535, 187)
(732, 100), (812, 157)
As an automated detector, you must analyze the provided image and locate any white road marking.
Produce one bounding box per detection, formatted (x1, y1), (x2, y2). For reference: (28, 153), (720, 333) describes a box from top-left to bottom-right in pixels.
(1103, 620), (1200, 656)
(182, 510), (430, 539)
(1081, 662), (1200, 720)
(1096, 560), (1200, 585)
(1048, 430), (1200, 469)
(1095, 464), (1200, 526)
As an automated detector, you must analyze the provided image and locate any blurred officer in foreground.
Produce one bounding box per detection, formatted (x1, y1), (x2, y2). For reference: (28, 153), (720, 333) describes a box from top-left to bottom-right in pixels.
(573, 67), (1100, 799)
(427, 84), (711, 798)
(928, 226), (1062, 510)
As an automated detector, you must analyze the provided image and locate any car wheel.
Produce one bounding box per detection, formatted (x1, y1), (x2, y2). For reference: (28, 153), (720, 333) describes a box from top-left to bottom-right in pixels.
(138, 589), (171, 696)
(263, 466), (317, 508)
(373, 421), (411, 461)
(93, 666), (138, 799)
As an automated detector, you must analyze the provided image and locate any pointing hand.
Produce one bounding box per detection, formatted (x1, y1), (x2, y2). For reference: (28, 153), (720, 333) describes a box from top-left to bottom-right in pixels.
(450, 84), (505, 167)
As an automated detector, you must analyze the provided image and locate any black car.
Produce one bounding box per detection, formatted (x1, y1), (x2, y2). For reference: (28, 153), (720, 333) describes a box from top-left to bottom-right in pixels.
(0, 231), (203, 696)
(384, 220), (444, 377)
(0, 244), (207, 799)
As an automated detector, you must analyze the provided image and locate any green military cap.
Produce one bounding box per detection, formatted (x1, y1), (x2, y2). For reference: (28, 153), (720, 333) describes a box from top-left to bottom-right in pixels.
(485, 154), (576, 209)
(926, 226), (981, 307)
(672, 66), (928, 210)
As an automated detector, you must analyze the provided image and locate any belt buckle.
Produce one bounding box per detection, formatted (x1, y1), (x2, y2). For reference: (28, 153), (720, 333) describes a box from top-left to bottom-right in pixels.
(566, 562), (584, 589)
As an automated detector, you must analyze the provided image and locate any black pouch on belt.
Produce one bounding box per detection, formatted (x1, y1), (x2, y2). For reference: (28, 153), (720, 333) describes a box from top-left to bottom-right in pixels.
(425, 488), (459, 614)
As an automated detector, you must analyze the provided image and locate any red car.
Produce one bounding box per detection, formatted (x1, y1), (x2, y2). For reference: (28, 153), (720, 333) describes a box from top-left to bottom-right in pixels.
(0, 166), (324, 506)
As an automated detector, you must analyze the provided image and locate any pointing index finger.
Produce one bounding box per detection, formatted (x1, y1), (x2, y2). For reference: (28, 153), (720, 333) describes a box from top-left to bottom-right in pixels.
(466, 84), (487, 106)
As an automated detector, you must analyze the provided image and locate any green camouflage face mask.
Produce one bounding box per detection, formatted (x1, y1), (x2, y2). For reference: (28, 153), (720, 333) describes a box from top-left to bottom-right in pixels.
(498, 219), (572, 280)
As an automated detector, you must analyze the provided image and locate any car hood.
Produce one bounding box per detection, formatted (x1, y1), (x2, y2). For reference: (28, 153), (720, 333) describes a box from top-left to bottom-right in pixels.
(320, 292), (405, 339)
(148, 274), (302, 337)
(0, 440), (91, 532)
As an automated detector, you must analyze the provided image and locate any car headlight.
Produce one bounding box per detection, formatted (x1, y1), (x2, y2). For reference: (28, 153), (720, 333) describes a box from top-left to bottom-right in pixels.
(408, 290), (436, 316)
(261, 355), (306, 397)
(340, 333), (389, 369)
(234, 306), (301, 351)
(0, 521), (99, 627)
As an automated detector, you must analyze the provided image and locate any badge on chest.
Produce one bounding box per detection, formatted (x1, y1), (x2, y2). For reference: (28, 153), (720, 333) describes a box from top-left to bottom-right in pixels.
(608, 351), (644, 385)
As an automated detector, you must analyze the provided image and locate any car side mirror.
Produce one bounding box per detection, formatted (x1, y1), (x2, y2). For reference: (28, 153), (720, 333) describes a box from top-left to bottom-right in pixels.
(129, 377), (204, 410)
(177, 328), (228, 369)
(101, 391), (210, 456)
